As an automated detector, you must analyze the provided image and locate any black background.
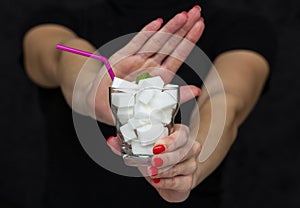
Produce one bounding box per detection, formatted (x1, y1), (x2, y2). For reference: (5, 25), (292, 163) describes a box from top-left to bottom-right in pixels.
(0, 0), (299, 207)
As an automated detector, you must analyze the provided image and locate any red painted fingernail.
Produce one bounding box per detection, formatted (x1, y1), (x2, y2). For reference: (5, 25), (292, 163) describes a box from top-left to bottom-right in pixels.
(156, 18), (163, 24)
(148, 166), (158, 177)
(153, 145), (165, 154)
(181, 11), (188, 17)
(106, 136), (115, 144)
(153, 157), (163, 167)
(193, 5), (201, 11)
(152, 178), (160, 184)
(197, 88), (202, 96)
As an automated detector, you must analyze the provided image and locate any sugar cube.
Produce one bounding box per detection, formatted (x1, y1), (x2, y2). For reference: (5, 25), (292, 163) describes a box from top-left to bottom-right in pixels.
(133, 101), (152, 119)
(117, 106), (134, 124)
(136, 89), (155, 105)
(149, 91), (177, 110)
(111, 93), (135, 108)
(111, 77), (138, 90)
(128, 118), (149, 129)
(137, 123), (164, 146)
(138, 76), (164, 89)
(120, 123), (137, 142)
(131, 141), (154, 155)
(150, 108), (173, 124)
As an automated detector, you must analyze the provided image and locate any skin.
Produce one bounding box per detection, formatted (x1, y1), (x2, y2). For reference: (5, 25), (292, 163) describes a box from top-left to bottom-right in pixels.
(23, 5), (269, 203)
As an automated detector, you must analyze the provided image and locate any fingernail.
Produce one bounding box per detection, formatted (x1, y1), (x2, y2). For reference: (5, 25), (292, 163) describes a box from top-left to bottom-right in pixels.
(156, 18), (163, 24)
(153, 157), (163, 167)
(181, 11), (188, 17)
(148, 166), (158, 177)
(193, 5), (201, 11)
(153, 144), (165, 154)
(106, 136), (115, 144)
(196, 88), (202, 96)
(152, 178), (160, 184)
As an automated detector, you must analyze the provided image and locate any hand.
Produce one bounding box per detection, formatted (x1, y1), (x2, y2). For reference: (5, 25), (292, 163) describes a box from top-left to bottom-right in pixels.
(145, 124), (202, 202)
(86, 5), (204, 125)
(107, 124), (202, 202)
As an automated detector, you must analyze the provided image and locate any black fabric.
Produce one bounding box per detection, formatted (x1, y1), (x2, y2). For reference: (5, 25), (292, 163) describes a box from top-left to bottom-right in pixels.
(18, 1), (276, 207)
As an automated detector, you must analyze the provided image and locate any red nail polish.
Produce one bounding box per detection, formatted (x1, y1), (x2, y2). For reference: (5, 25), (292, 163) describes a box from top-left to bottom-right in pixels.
(193, 5), (201, 11)
(196, 88), (202, 96)
(152, 178), (160, 184)
(106, 136), (115, 143)
(156, 18), (163, 24)
(148, 166), (158, 177)
(153, 145), (165, 154)
(181, 11), (188, 17)
(153, 157), (163, 167)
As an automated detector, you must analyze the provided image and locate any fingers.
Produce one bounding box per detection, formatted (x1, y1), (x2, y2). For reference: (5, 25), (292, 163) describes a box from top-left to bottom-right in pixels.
(137, 12), (188, 58)
(152, 140), (201, 169)
(117, 18), (164, 56)
(180, 85), (201, 104)
(162, 18), (205, 72)
(153, 124), (190, 153)
(151, 175), (194, 193)
(150, 5), (202, 64)
(155, 157), (197, 178)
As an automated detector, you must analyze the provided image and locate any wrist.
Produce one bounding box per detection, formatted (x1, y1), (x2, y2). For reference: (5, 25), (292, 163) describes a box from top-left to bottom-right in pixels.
(56, 38), (99, 116)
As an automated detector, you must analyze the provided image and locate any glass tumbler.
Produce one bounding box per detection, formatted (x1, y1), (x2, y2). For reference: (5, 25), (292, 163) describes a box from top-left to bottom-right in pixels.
(109, 86), (180, 166)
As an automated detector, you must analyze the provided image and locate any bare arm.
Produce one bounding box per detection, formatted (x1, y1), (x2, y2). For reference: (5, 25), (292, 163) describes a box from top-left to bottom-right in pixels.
(23, 7), (203, 125)
(193, 50), (269, 184)
(23, 24), (96, 88)
(23, 24), (99, 116)
(148, 49), (270, 202)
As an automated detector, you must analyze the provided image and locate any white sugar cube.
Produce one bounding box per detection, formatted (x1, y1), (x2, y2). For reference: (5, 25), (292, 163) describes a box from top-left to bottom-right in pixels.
(137, 123), (164, 146)
(150, 108), (173, 124)
(137, 89), (155, 105)
(140, 126), (169, 146)
(134, 101), (152, 119)
(111, 77), (138, 90)
(120, 123), (137, 142)
(164, 84), (178, 88)
(117, 107), (134, 124)
(111, 93), (135, 108)
(131, 141), (153, 155)
(128, 118), (149, 129)
(138, 76), (164, 89)
(149, 91), (177, 110)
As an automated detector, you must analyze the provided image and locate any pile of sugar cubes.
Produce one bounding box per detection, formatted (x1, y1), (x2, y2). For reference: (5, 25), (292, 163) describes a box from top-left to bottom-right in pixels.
(111, 75), (179, 155)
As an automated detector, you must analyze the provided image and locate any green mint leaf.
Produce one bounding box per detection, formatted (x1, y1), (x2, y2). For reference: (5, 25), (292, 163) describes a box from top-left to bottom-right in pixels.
(135, 72), (152, 84)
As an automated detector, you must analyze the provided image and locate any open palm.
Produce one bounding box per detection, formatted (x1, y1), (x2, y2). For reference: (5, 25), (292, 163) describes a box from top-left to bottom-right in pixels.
(88, 6), (204, 126)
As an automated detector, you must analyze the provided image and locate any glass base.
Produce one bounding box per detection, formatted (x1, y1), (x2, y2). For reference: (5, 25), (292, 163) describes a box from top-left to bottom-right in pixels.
(123, 154), (152, 166)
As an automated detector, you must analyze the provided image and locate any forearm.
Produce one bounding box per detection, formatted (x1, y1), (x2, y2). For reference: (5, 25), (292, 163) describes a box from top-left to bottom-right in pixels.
(191, 50), (269, 185)
(23, 24), (99, 112)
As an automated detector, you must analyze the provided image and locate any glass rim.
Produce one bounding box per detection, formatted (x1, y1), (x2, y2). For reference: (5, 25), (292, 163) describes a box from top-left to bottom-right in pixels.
(109, 86), (180, 91)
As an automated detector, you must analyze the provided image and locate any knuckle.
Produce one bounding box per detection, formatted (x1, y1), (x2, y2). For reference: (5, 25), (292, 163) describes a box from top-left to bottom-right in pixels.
(162, 154), (171, 167)
(177, 148), (187, 162)
(190, 159), (198, 173)
(194, 141), (202, 154)
(170, 165), (178, 177)
(170, 177), (177, 189)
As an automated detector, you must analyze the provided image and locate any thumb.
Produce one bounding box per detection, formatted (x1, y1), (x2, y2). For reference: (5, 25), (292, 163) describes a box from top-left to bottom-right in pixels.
(106, 136), (122, 156)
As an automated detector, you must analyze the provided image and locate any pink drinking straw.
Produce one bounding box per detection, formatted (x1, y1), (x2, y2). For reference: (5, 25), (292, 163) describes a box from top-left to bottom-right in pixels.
(56, 44), (115, 80)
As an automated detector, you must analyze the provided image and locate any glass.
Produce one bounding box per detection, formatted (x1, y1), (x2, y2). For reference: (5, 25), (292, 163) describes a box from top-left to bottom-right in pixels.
(109, 86), (180, 166)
